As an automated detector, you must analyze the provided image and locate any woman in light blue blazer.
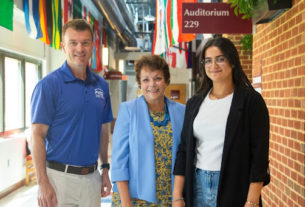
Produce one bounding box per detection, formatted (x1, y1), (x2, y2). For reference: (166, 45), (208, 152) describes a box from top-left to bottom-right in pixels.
(111, 55), (185, 206)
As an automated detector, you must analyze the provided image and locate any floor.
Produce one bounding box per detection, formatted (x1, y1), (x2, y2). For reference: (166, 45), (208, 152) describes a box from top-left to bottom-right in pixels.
(0, 183), (112, 207)
(0, 136), (114, 207)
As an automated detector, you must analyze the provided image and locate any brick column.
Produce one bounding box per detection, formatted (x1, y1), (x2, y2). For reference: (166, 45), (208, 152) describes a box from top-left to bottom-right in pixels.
(224, 34), (253, 82)
(253, 1), (305, 206)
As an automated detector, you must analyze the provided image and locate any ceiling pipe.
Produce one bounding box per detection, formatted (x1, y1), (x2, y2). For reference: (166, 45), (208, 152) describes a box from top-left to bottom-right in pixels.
(92, 0), (137, 47)
(115, 0), (137, 33)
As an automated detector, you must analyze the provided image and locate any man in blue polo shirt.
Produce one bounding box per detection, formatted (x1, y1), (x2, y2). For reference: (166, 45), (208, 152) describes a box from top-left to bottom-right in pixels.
(31, 19), (113, 207)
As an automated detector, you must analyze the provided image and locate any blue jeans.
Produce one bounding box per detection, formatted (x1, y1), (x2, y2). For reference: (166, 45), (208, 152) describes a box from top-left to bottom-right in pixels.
(193, 168), (220, 207)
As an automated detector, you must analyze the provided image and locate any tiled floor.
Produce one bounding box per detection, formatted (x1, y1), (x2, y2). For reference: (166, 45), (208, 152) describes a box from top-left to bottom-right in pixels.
(0, 184), (112, 207)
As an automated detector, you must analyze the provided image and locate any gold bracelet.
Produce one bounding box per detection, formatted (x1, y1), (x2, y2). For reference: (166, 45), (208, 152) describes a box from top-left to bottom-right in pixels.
(172, 197), (184, 202)
(246, 201), (259, 206)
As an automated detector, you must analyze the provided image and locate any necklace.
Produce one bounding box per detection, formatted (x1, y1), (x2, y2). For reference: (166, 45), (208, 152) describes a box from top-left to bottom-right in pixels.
(149, 104), (170, 127)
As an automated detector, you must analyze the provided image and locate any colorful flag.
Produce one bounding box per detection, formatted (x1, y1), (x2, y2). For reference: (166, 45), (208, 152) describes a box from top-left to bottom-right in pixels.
(102, 19), (108, 48)
(51, 0), (61, 50)
(82, 5), (87, 20)
(0, 0), (14, 31)
(73, 0), (82, 19)
(62, 0), (68, 24)
(177, 0), (195, 42)
(90, 15), (96, 69)
(91, 35), (97, 69)
(39, 0), (50, 45)
(23, 0), (43, 39)
(165, 42), (189, 69)
(153, 0), (195, 55)
(32, 0), (42, 39)
(171, 0), (179, 45)
(45, 0), (53, 45)
(187, 41), (192, 68)
(94, 19), (102, 71)
(152, 0), (167, 54)
(61, 0), (73, 24)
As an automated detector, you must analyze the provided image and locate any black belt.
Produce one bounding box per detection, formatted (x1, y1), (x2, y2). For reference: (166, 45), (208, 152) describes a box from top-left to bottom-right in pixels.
(46, 161), (98, 175)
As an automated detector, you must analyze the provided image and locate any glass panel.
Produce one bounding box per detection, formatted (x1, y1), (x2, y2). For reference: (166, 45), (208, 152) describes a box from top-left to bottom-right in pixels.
(4, 57), (23, 131)
(25, 62), (39, 127)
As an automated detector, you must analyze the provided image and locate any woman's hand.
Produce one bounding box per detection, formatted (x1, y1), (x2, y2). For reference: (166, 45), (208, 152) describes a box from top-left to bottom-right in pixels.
(244, 182), (263, 207)
(244, 201), (259, 207)
(117, 181), (132, 207)
(172, 199), (185, 207)
(172, 175), (185, 207)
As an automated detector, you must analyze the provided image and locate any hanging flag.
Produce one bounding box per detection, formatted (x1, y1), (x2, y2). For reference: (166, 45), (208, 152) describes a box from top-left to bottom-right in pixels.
(24, 0), (43, 39)
(166, 48), (177, 68)
(165, 42), (190, 69)
(153, 0), (195, 55)
(152, 0), (167, 54)
(62, 0), (68, 24)
(91, 34), (97, 69)
(0, 0), (14, 31)
(171, 0), (179, 45)
(94, 19), (102, 71)
(67, 0), (73, 22)
(187, 41), (192, 68)
(39, 0), (50, 45)
(90, 12), (95, 30)
(62, 0), (73, 25)
(45, 0), (53, 44)
(32, 0), (42, 39)
(82, 5), (87, 20)
(73, 0), (82, 19)
(177, 0), (195, 42)
(102, 19), (108, 48)
(51, 0), (61, 50)
(90, 15), (96, 69)
(165, 0), (172, 48)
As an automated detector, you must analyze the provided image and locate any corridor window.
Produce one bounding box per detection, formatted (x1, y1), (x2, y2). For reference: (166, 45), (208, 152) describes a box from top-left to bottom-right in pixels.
(25, 62), (40, 128)
(0, 51), (42, 136)
(4, 57), (23, 131)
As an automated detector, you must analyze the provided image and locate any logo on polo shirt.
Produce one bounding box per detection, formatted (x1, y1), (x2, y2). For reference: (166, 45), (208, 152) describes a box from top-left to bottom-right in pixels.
(95, 88), (104, 99)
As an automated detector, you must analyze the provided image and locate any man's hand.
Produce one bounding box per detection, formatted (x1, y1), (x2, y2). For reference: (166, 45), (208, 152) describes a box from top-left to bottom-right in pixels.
(101, 169), (112, 197)
(37, 182), (57, 207)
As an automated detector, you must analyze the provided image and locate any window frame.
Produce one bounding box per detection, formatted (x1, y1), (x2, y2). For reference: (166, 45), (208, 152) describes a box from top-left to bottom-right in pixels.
(0, 50), (42, 137)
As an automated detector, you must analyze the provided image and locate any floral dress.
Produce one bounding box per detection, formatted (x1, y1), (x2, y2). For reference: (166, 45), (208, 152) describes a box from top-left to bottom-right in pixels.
(112, 110), (173, 207)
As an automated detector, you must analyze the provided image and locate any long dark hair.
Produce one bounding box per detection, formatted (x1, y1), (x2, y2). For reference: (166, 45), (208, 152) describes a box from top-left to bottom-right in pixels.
(197, 37), (253, 96)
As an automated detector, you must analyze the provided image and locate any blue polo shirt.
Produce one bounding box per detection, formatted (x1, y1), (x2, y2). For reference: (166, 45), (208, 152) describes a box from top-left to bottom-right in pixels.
(31, 61), (113, 166)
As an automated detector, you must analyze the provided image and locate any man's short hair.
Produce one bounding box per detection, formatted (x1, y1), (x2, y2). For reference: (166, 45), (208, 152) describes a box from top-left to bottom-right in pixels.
(62, 19), (93, 41)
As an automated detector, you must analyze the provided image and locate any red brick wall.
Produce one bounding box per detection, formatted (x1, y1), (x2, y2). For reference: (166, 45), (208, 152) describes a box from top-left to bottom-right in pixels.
(253, 0), (305, 206)
(225, 34), (253, 82)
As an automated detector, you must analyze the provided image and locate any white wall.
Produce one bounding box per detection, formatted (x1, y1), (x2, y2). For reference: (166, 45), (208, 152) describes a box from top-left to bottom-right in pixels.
(0, 7), (65, 193)
(0, 137), (26, 192)
(0, 7), (66, 75)
(169, 67), (190, 100)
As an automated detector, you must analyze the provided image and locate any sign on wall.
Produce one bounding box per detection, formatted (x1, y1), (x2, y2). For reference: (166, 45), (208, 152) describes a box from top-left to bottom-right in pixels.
(182, 3), (252, 34)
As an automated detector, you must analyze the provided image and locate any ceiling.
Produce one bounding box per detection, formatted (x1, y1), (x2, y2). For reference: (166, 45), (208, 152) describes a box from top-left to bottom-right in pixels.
(124, 0), (156, 51)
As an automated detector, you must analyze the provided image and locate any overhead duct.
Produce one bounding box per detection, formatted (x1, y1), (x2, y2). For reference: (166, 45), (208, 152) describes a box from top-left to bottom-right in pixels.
(92, 0), (137, 48)
(115, 0), (137, 33)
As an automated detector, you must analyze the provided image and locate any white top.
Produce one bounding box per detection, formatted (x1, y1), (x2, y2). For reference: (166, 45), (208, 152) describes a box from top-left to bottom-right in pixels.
(193, 90), (233, 171)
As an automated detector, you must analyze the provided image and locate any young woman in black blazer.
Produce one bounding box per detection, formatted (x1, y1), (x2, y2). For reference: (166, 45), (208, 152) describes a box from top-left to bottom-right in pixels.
(172, 37), (270, 207)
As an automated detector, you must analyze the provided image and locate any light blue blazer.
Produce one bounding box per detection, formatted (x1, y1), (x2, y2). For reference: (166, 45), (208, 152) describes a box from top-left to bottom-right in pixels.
(111, 95), (185, 203)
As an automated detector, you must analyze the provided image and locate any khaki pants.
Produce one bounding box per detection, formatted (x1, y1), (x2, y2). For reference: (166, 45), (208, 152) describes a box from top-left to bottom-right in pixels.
(47, 167), (102, 207)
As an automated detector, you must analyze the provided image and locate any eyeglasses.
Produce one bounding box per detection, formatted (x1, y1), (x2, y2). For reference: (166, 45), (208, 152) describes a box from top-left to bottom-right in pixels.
(201, 55), (227, 67)
(68, 40), (92, 47)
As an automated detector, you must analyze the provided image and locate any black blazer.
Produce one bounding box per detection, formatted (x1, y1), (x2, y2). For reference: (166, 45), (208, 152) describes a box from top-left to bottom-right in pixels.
(174, 86), (270, 207)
